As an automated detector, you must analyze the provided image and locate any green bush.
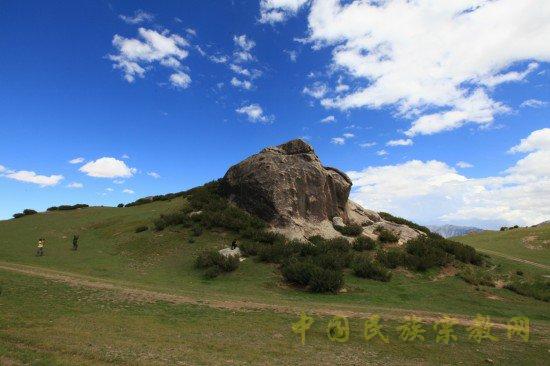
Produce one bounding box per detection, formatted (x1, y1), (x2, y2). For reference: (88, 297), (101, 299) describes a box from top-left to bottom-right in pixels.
(309, 269), (344, 293)
(12, 213), (24, 219)
(191, 224), (203, 237)
(57, 204), (89, 211)
(204, 266), (221, 279)
(379, 212), (432, 235)
(353, 236), (377, 251)
(194, 249), (240, 274)
(505, 279), (549, 302)
(218, 255), (240, 272)
(377, 249), (405, 269)
(239, 241), (259, 256)
(334, 224), (363, 237)
(154, 212), (187, 231)
(351, 255), (392, 282)
(135, 226), (148, 233)
(47, 206), (59, 211)
(117, 203), (124, 208)
(23, 209), (37, 215)
(258, 242), (294, 263)
(375, 227), (399, 244)
(458, 266), (495, 287)
(281, 262), (320, 287)
(405, 237), (451, 271)
(312, 252), (351, 270)
(435, 239), (483, 265)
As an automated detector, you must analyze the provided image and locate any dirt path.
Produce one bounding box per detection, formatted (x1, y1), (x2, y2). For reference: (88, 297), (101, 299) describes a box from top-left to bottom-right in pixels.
(0, 261), (544, 330)
(476, 248), (550, 270)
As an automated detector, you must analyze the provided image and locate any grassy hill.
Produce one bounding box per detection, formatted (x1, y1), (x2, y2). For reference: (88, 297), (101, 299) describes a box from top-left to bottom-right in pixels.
(455, 225), (550, 270)
(1, 193), (549, 365)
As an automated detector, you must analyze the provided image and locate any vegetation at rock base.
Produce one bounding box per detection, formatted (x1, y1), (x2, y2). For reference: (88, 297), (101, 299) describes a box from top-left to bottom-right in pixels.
(334, 223), (363, 237)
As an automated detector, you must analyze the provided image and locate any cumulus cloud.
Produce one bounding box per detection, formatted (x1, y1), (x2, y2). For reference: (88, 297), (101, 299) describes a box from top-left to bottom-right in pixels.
(259, 0), (309, 24)
(79, 157), (136, 178)
(376, 149), (388, 156)
(0, 165), (5, 173)
(69, 157), (85, 164)
(343, 133), (354, 139)
(119, 10), (154, 24)
(520, 99), (548, 108)
(456, 161), (474, 169)
(3, 170), (64, 187)
(285, 49), (298, 62)
(66, 182), (83, 189)
(209, 55), (228, 64)
(147, 171), (161, 179)
(286, 0), (550, 136)
(331, 137), (345, 145)
(359, 142), (377, 148)
(386, 139), (413, 147)
(235, 104), (274, 123)
(231, 77), (252, 90)
(320, 115), (335, 123)
(169, 71), (191, 89)
(303, 82), (328, 99)
(348, 128), (550, 227)
(123, 189), (135, 194)
(108, 28), (190, 86)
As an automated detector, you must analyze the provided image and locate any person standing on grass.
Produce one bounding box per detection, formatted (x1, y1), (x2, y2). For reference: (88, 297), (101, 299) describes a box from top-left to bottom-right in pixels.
(36, 238), (44, 256)
(72, 234), (79, 251)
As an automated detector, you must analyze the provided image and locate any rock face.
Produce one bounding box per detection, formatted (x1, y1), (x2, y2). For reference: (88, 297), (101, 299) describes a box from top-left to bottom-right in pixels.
(221, 139), (421, 243)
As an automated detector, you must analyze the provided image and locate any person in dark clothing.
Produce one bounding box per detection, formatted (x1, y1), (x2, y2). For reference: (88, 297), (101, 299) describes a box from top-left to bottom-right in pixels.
(72, 235), (79, 251)
(231, 239), (238, 250)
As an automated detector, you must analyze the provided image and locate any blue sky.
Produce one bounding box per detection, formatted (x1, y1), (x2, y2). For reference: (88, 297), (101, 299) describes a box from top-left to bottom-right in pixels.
(1, 0), (549, 228)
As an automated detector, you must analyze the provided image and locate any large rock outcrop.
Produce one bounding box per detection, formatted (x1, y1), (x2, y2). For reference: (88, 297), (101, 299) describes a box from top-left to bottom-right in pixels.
(220, 139), (421, 243)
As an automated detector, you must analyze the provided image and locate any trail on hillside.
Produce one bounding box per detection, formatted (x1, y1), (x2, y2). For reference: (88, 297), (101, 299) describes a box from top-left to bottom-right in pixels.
(476, 248), (550, 270)
(0, 261), (545, 330)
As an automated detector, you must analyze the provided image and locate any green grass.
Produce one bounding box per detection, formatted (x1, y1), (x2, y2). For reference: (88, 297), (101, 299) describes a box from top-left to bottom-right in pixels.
(0, 200), (549, 364)
(456, 225), (550, 267)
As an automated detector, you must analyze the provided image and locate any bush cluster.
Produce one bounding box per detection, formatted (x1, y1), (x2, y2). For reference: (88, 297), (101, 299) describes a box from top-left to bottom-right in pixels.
(377, 248), (405, 269)
(352, 236), (377, 251)
(379, 212), (432, 235)
(334, 224), (363, 237)
(125, 192), (186, 207)
(13, 209), (37, 219)
(505, 278), (549, 302)
(135, 226), (148, 233)
(374, 227), (399, 244)
(194, 249), (240, 278)
(47, 204), (89, 211)
(351, 255), (392, 282)
(458, 266), (495, 287)
(405, 237), (451, 271)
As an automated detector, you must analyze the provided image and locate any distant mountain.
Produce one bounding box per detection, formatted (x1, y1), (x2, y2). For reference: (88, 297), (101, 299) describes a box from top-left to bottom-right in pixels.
(427, 224), (484, 238)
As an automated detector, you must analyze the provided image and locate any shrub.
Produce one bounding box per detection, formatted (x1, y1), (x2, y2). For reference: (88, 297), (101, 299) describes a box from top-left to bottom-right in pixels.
(378, 212), (431, 235)
(281, 262), (320, 287)
(239, 241), (259, 256)
(353, 236), (377, 251)
(458, 266), (495, 287)
(12, 213), (24, 219)
(505, 279), (549, 302)
(57, 204), (89, 211)
(117, 203), (124, 208)
(47, 206), (58, 211)
(204, 266), (221, 279)
(309, 269), (344, 293)
(377, 249), (405, 269)
(334, 224), (363, 237)
(351, 256), (392, 282)
(154, 212), (187, 231)
(375, 227), (399, 244)
(191, 224), (203, 237)
(135, 226), (148, 233)
(194, 249), (240, 273)
(405, 237), (451, 271)
(23, 209), (37, 215)
(312, 252), (351, 271)
(314, 237), (352, 254)
(258, 242), (294, 263)
(188, 237), (195, 244)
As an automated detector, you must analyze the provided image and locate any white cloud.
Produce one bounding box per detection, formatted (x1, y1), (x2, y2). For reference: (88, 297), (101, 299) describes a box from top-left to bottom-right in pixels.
(290, 0), (550, 136)
(69, 157), (85, 164)
(66, 182), (83, 189)
(285, 50), (298, 62)
(230, 77), (252, 90)
(109, 28), (189, 84)
(113, 179), (125, 185)
(376, 150), (388, 156)
(0, 165), (5, 173)
(509, 128), (550, 153)
(119, 10), (154, 24)
(386, 138), (413, 147)
(147, 171), (161, 179)
(106, 187), (114, 192)
(343, 133), (354, 139)
(122, 154), (130, 160)
(320, 115), (336, 123)
(79, 157), (136, 178)
(230, 64), (251, 77)
(331, 137), (345, 145)
(3, 170), (63, 187)
(232, 35), (256, 63)
(236, 104), (274, 123)
(170, 71), (191, 89)
(259, 0), (309, 24)
(348, 128), (550, 227)
(359, 142), (376, 148)
(456, 161), (474, 169)
(520, 99), (548, 108)
(186, 28), (196, 36)
(123, 189), (135, 194)
(209, 55), (228, 64)
(303, 82), (328, 99)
